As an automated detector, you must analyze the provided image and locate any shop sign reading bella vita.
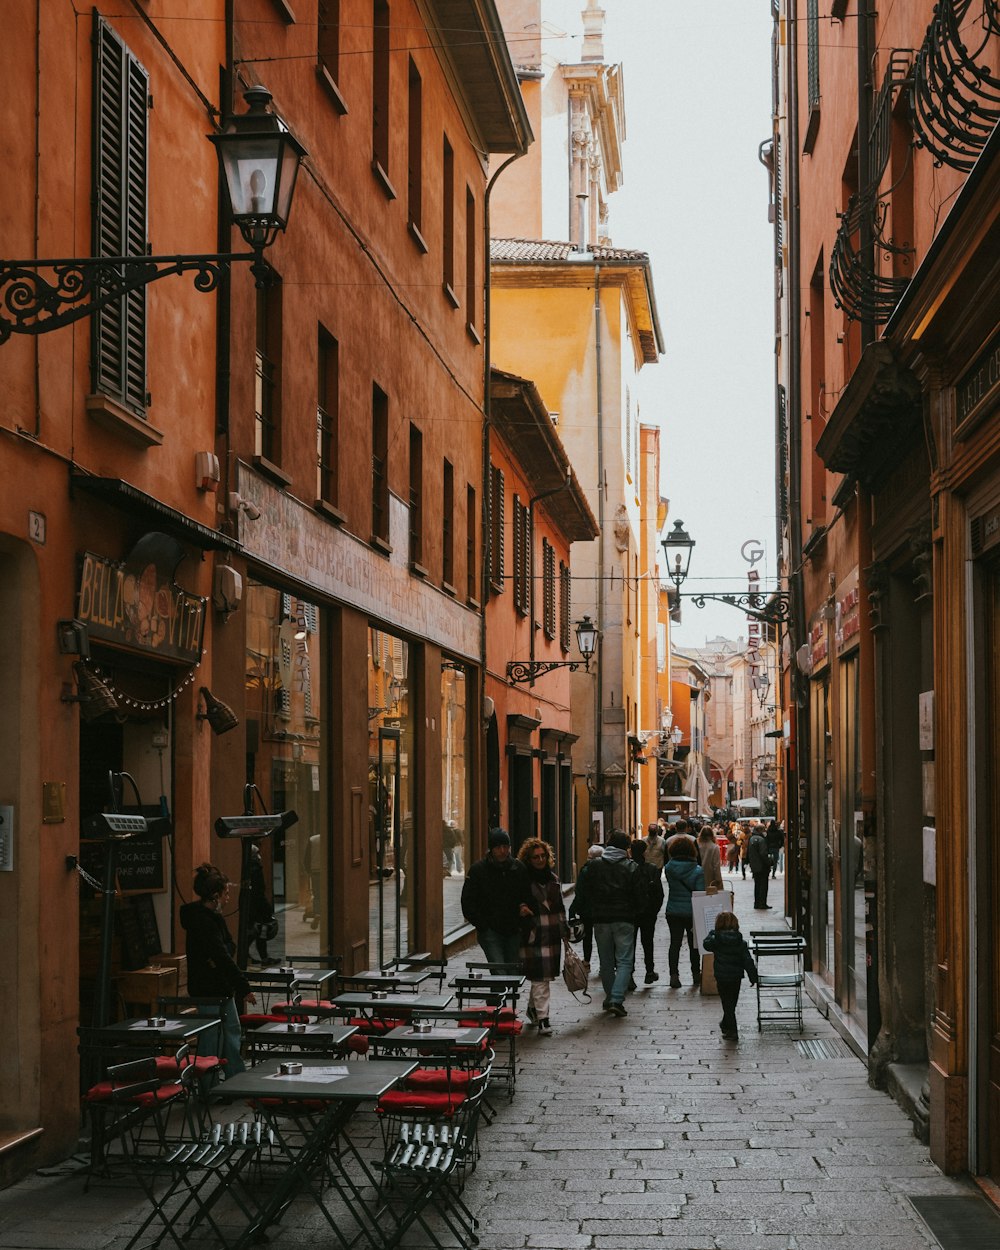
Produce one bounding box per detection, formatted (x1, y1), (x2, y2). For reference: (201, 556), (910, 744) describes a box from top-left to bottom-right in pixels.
(76, 533), (206, 664)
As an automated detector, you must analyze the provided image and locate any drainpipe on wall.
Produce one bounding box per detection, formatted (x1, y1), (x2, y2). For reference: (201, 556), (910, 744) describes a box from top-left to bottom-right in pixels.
(785, 0), (810, 948)
(481, 148), (528, 838)
(593, 264), (604, 813)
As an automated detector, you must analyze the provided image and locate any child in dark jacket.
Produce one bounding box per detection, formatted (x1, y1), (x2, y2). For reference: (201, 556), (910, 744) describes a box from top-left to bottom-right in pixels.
(703, 911), (758, 1040)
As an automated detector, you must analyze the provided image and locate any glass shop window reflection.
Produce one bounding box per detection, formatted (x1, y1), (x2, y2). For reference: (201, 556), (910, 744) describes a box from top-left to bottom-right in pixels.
(441, 661), (469, 937)
(244, 581), (327, 959)
(367, 629), (414, 961)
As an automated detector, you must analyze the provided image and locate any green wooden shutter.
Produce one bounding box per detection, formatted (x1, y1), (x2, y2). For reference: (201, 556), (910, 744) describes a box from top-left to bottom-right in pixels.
(93, 16), (148, 415)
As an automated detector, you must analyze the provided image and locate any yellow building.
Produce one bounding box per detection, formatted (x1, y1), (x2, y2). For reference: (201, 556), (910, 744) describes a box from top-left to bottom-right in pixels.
(489, 1), (663, 846)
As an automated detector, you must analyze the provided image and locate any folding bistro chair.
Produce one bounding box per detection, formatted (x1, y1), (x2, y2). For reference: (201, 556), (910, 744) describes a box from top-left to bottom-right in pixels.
(374, 1060), (493, 1250)
(122, 1118), (279, 1250)
(80, 1044), (194, 1187)
(452, 985), (521, 1101)
(751, 931), (806, 1032)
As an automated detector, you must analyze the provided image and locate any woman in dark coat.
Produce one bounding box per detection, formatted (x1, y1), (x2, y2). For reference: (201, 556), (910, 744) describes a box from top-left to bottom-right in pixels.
(516, 838), (567, 1037)
(180, 863), (256, 1075)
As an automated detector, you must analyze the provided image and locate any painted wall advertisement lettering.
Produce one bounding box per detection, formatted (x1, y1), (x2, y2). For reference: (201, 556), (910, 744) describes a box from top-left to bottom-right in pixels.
(237, 464), (481, 660)
(955, 328), (1000, 429)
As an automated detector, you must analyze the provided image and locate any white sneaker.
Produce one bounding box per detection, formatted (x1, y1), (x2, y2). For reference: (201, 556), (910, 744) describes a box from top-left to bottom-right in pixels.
(538, 1018), (553, 1036)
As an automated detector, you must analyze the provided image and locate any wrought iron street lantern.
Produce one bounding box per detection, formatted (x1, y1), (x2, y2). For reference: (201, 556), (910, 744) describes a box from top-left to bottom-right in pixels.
(209, 86), (306, 252)
(660, 520), (791, 624)
(506, 614), (600, 684)
(0, 85), (306, 341)
(661, 519), (696, 591)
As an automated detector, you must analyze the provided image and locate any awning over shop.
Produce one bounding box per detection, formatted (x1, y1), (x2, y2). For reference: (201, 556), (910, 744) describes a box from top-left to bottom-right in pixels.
(732, 797), (761, 811)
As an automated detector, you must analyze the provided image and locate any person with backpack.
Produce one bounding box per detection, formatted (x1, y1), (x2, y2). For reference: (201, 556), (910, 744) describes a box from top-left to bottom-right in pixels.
(573, 830), (646, 1017)
(703, 911), (758, 1040)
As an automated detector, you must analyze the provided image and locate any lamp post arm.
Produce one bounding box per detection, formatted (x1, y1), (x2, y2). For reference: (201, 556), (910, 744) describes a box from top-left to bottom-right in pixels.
(0, 250), (267, 342)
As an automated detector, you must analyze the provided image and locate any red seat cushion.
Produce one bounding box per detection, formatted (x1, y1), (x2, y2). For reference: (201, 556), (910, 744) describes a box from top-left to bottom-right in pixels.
(348, 1016), (405, 1034)
(405, 1068), (481, 1092)
(494, 1019), (523, 1036)
(274, 1000), (335, 1015)
(154, 1054), (225, 1078)
(129, 1083), (184, 1107)
(239, 1013), (285, 1026)
(343, 1034), (369, 1055)
(376, 1089), (466, 1117)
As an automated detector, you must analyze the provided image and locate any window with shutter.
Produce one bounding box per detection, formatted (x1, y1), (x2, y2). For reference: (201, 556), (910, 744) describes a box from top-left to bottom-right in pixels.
(488, 464), (505, 594)
(542, 540), (555, 639)
(559, 562), (571, 652)
(513, 497), (530, 616)
(93, 17), (148, 416)
(513, 496), (524, 613)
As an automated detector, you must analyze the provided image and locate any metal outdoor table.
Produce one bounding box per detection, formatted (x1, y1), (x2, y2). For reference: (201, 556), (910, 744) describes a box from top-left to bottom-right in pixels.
(377, 1023), (490, 1051)
(332, 991), (455, 1013)
(339, 968), (433, 989)
(450, 974), (525, 993)
(96, 1015), (221, 1047)
(214, 1057), (418, 1250)
(254, 964), (339, 993)
(245, 1021), (358, 1064)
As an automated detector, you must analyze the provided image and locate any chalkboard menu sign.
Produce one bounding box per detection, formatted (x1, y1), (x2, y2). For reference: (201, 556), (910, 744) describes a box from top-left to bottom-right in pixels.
(117, 894), (163, 968)
(116, 833), (165, 894)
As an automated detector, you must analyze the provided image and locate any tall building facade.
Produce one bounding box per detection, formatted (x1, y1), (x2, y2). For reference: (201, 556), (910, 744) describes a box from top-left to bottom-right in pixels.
(769, 0), (1000, 1181)
(0, 0), (528, 1181)
(489, 0), (664, 850)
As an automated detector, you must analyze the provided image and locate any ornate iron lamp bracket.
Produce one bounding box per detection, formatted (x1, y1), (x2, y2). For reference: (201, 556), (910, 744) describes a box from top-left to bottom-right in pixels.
(0, 251), (270, 342)
(506, 657), (589, 685)
(683, 590), (791, 625)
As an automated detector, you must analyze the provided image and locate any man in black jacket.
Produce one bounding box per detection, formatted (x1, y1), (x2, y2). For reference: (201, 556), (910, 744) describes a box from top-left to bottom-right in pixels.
(747, 824), (771, 910)
(461, 828), (532, 965)
(574, 830), (646, 1016)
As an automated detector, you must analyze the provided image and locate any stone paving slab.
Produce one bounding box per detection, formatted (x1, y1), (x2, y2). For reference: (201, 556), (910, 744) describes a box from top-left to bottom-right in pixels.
(0, 872), (978, 1249)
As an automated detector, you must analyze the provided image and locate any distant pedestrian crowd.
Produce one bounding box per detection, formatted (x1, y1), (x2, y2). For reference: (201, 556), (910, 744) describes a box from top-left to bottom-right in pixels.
(460, 815), (783, 1042)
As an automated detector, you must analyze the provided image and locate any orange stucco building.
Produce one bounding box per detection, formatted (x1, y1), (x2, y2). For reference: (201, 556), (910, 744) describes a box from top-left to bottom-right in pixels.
(769, 0), (1000, 1184)
(0, 0), (529, 1182)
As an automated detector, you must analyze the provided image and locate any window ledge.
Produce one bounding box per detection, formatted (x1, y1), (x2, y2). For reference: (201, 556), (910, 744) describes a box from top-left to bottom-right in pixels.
(371, 159), (397, 201)
(466, 595), (481, 610)
(465, 321), (481, 345)
(370, 534), (392, 557)
(409, 560), (428, 578)
(314, 499), (346, 525)
(490, 580), (504, 596)
(271, 0), (296, 21)
(86, 393), (163, 447)
(317, 64), (348, 115)
(441, 580), (457, 598)
(408, 221), (429, 254)
(442, 282), (460, 310)
(253, 456), (293, 488)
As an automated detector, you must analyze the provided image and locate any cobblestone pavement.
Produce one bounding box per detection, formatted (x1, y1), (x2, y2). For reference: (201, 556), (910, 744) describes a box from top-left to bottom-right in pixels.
(0, 872), (971, 1249)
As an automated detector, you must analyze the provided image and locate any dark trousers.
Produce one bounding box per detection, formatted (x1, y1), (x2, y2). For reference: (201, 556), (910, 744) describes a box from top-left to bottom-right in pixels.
(666, 913), (700, 979)
(717, 978), (742, 1035)
(753, 870), (769, 908)
(582, 920), (594, 965)
(634, 914), (657, 973)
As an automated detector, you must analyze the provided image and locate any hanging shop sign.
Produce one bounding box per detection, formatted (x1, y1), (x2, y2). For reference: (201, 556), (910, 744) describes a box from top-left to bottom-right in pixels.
(835, 569), (861, 655)
(808, 607), (829, 674)
(955, 326), (1000, 435)
(741, 539), (768, 697)
(76, 532), (206, 664)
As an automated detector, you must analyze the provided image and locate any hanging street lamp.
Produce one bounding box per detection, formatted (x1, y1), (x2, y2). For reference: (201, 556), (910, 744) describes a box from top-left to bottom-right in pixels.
(0, 85), (306, 342)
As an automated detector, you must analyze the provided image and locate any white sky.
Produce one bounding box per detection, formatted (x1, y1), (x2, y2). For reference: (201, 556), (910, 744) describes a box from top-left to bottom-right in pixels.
(541, 0), (778, 647)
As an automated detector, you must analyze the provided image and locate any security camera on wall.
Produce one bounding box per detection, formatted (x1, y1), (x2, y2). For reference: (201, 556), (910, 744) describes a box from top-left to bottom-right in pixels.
(213, 565), (243, 616)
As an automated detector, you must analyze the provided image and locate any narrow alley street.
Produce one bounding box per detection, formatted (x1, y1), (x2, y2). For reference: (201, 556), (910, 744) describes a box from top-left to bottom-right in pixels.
(0, 872), (974, 1250)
